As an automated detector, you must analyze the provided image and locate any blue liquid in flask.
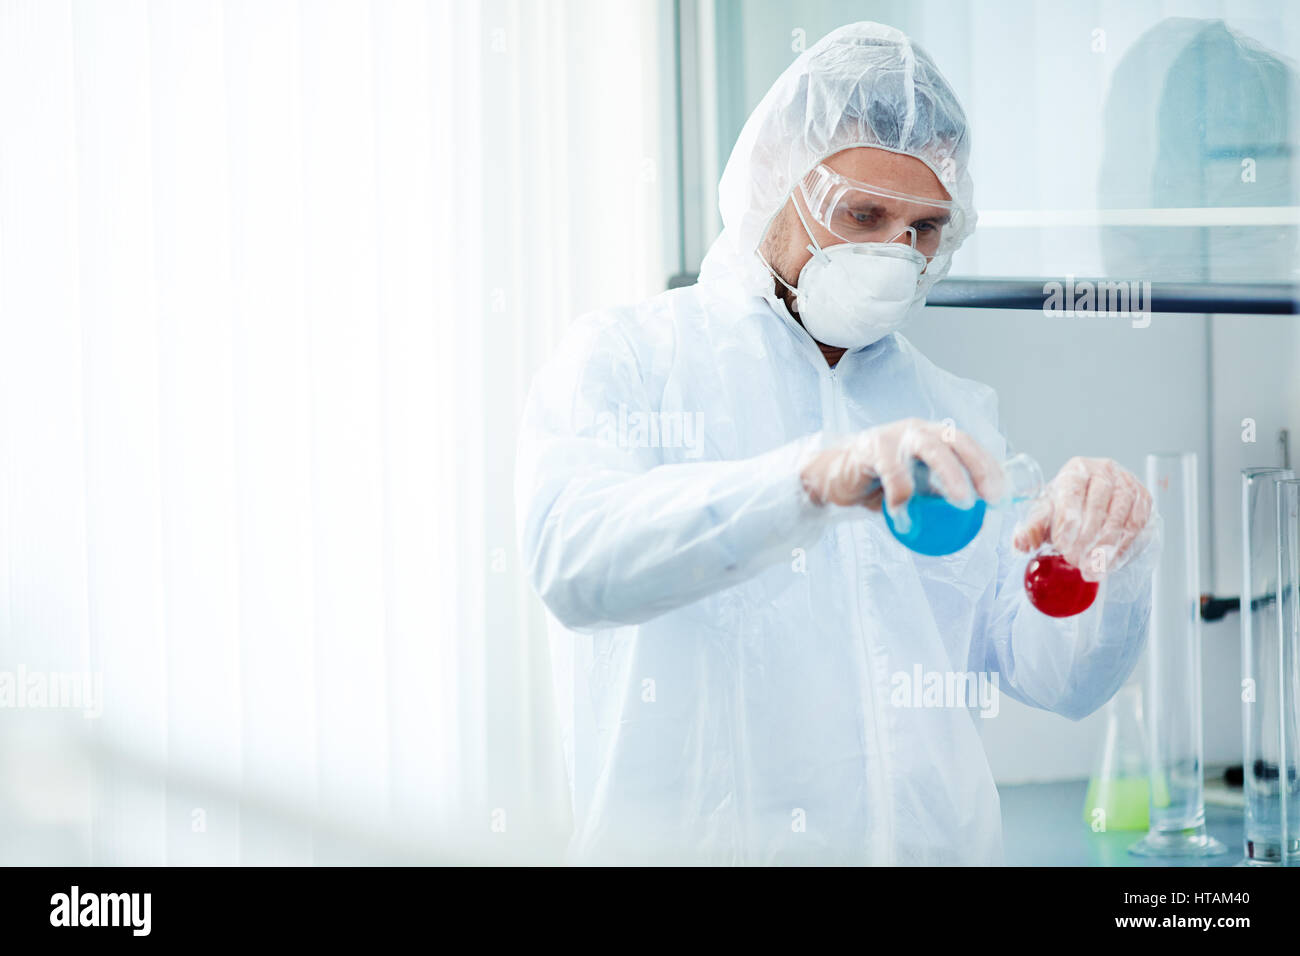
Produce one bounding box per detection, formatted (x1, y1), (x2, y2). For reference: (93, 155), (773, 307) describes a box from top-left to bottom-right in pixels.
(876, 454), (1041, 556)
(883, 494), (987, 556)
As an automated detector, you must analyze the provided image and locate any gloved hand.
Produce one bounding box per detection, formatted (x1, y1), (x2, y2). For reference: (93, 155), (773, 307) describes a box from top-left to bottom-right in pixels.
(1011, 456), (1153, 582)
(799, 418), (1003, 526)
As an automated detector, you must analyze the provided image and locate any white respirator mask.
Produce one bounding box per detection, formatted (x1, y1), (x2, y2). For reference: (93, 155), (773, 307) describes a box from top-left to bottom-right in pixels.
(766, 205), (925, 350)
(791, 240), (927, 349)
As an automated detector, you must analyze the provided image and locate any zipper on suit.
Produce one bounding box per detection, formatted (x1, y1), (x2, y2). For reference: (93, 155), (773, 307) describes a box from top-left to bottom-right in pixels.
(822, 360), (896, 864)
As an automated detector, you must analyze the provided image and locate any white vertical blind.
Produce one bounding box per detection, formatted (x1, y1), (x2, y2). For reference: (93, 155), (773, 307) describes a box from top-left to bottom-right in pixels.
(0, 0), (670, 863)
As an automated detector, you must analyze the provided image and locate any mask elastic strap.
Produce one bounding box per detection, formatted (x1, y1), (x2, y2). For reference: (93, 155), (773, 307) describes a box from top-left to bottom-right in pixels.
(758, 191), (825, 308)
(791, 193), (827, 260)
(757, 247), (800, 303)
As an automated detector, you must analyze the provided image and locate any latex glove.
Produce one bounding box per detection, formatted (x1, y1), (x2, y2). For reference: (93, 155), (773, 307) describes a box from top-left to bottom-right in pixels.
(799, 418), (1003, 528)
(1012, 456), (1153, 581)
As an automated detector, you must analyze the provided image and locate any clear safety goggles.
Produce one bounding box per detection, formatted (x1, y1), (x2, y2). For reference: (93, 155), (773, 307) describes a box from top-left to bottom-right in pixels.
(798, 163), (959, 259)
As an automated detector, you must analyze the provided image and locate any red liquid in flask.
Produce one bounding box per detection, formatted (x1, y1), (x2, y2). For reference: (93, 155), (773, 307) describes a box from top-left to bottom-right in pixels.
(1023, 552), (1099, 617)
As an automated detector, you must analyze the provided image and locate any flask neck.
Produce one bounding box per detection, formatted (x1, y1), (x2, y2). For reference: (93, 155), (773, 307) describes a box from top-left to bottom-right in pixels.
(1000, 453), (1043, 506)
(907, 452), (1042, 507)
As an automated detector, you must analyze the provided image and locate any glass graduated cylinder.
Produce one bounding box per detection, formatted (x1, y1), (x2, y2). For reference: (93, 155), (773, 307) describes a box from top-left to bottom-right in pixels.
(882, 453), (1043, 556)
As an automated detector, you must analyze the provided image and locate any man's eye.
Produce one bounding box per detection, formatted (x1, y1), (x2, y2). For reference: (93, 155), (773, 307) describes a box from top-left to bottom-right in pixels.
(848, 210), (877, 224)
(915, 221), (938, 233)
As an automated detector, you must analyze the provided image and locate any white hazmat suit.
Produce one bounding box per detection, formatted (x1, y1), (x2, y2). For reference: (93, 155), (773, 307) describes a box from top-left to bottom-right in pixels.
(515, 22), (1156, 864)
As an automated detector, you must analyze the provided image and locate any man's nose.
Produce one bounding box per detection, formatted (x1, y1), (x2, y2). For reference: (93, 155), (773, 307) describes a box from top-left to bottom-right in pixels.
(887, 225), (918, 248)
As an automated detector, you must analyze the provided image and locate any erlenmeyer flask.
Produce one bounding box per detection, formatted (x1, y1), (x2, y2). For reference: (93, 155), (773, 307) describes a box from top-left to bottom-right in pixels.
(1084, 682), (1154, 832)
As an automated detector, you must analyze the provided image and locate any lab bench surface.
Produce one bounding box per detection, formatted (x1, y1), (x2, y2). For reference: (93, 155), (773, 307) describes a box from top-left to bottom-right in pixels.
(1000, 780), (1245, 866)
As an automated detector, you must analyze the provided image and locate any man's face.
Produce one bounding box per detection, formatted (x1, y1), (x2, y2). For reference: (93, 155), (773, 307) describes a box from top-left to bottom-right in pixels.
(760, 147), (952, 295)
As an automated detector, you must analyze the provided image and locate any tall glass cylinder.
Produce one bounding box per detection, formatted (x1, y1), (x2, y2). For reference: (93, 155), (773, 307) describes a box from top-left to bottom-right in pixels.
(1131, 453), (1225, 856)
(1276, 480), (1300, 865)
(1242, 468), (1300, 864)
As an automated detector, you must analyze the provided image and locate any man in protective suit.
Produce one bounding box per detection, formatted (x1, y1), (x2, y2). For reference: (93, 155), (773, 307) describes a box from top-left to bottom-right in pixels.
(516, 22), (1157, 865)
